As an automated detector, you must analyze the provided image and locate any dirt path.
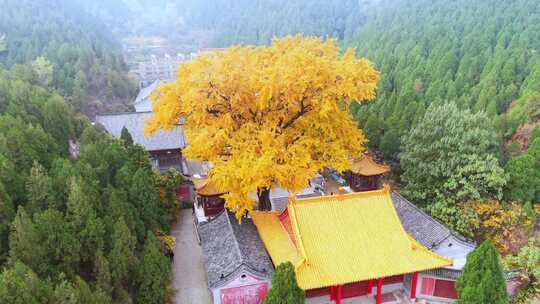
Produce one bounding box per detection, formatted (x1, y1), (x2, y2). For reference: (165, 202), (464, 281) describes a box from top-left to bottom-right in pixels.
(171, 209), (212, 304)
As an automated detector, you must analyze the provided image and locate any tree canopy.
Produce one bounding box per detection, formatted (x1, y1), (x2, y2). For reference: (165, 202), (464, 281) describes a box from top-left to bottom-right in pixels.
(0, 0), (136, 115)
(401, 103), (506, 233)
(147, 35), (379, 217)
(0, 64), (175, 303)
(263, 262), (304, 304)
(456, 240), (509, 304)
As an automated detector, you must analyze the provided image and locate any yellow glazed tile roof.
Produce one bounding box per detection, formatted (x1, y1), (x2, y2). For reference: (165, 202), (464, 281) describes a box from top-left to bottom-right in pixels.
(251, 187), (452, 290)
(191, 177), (226, 196)
(349, 154), (390, 176)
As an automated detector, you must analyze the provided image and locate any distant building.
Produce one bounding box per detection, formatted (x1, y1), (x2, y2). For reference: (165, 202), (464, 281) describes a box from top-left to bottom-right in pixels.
(189, 48), (226, 60)
(199, 210), (274, 304)
(133, 79), (161, 112)
(137, 54), (184, 88)
(95, 111), (185, 172)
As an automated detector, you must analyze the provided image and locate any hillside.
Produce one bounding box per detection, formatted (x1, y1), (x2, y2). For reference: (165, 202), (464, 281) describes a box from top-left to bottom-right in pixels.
(181, 0), (364, 47)
(348, 0), (540, 159)
(0, 0), (136, 116)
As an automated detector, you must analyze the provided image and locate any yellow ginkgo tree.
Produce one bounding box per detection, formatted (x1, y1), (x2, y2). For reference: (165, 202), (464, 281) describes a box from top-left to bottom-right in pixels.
(146, 35), (379, 218)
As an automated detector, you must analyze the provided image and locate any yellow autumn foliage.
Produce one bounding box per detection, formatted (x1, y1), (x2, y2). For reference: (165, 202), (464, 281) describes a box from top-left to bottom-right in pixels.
(468, 201), (532, 255)
(146, 35), (380, 218)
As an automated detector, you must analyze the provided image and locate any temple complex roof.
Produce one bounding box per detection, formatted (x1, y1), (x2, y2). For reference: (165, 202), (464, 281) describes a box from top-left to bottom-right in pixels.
(391, 191), (475, 270)
(95, 111), (185, 151)
(348, 153), (390, 176)
(251, 188), (452, 290)
(199, 210), (274, 288)
(192, 177), (226, 196)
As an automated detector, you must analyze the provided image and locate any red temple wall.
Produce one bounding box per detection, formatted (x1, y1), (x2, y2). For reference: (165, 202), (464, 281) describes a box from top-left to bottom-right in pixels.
(305, 275), (404, 299)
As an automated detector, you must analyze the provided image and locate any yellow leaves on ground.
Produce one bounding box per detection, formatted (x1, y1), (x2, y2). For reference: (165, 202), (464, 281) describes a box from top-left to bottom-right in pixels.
(146, 35), (380, 218)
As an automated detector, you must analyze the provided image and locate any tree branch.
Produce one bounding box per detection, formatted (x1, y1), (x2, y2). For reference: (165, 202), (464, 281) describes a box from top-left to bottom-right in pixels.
(280, 97), (311, 130)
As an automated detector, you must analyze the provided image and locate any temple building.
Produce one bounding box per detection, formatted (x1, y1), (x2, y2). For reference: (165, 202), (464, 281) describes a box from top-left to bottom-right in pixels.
(95, 111), (185, 172)
(345, 154), (390, 192)
(192, 177), (226, 223)
(133, 79), (161, 112)
(251, 187), (453, 304)
(269, 174), (326, 211)
(199, 210), (274, 304)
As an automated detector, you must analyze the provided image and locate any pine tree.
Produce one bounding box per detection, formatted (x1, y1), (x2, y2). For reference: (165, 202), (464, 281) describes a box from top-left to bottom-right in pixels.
(42, 95), (74, 155)
(129, 168), (167, 232)
(0, 181), (14, 263)
(120, 126), (134, 146)
(33, 209), (80, 277)
(504, 154), (538, 203)
(136, 231), (171, 304)
(109, 217), (136, 291)
(94, 250), (112, 295)
(8, 207), (46, 275)
(25, 161), (54, 215)
(66, 178), (104, 263)
(0, 262), (52, 304)
(263, 262), (304, 304)
(456, 240), (508, 304)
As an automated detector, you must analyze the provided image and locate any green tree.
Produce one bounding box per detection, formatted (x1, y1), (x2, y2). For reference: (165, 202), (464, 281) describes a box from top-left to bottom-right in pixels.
(109, 217), (136, 291)
(263, 262), (304, 304)
(94, 250), (112, 295)
(8, 207), (45, 275)
(30, 56), (53, 87)
(66, 178), (104, 263)
(401, 103), (506, 232)
(25, 161), (54, 215)
(120, 126), (134, 146)
(504, 154), (538, 203)
(135, 231), (171, 304)
(129, 168), (168, 234)
(42, 95), (74, 154)
(0, 180), (14, 263)
(0, 262), (52, 304)
(456, 240), (508, 304)
(33, 209), (80, 278)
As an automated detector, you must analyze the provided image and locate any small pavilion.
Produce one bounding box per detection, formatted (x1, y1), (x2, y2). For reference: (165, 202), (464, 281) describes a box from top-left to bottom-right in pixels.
(192, 177), (226, 220)
(346, 154), (390, 192)
(251, 186), (452, 304)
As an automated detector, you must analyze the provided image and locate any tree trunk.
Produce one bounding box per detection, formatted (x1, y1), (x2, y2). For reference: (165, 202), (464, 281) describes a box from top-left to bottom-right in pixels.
(257, 187), (272, 211)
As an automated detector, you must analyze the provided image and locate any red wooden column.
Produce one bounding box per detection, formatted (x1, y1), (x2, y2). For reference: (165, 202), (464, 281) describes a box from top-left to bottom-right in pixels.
(330, 286), (335, 301)
(410, 272), (419, 300)
(376, 278), (383, 304)
(367, 279), (373, 294)
(336, 285), (342, 304)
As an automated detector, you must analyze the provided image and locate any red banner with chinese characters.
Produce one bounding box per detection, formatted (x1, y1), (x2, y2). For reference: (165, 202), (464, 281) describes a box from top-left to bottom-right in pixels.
(221, 282), (269, 304)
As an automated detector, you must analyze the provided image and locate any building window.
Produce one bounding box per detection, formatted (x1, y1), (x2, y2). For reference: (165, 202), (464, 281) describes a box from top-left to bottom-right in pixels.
(151, 158), (159, 170)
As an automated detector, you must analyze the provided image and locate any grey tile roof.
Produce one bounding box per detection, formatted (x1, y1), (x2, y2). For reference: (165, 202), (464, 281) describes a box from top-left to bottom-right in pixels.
(271, 190), (324, 211)
(182, 159), (211, 177)
(95, 111), (185, 151)
(391, 191), (467, 249)
(134, 80), (161, 105)
(422, 268), (462, 280)
(198, 210), (274, 289)
(423, 266), (523, 281)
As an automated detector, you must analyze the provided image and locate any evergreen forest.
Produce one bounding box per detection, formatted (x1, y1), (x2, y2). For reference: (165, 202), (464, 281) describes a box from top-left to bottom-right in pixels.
(1, 0), (540, 302)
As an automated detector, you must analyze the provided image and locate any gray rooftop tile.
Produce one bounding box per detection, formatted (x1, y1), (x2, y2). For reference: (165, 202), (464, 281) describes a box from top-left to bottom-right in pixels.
(95, 111), (185, 151)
